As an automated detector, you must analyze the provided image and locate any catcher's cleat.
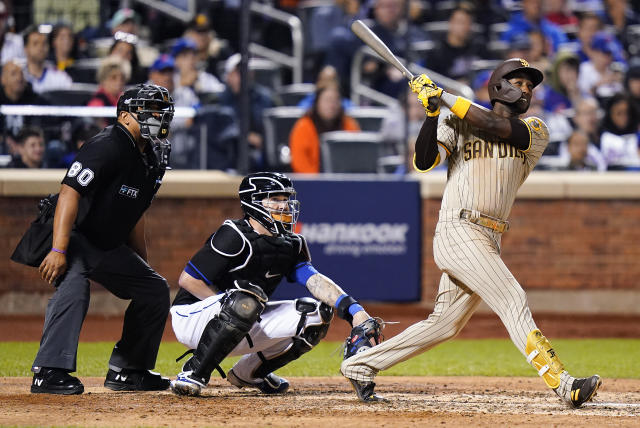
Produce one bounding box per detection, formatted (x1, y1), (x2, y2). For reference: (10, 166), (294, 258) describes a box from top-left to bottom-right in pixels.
(227, 369), (290, 394)
(31, 368), (84, 395)
(556, 375), (602, 408)
(170, 372), (206, 396)
(104, 368), (170, 391)
(348, 378), (385, 403)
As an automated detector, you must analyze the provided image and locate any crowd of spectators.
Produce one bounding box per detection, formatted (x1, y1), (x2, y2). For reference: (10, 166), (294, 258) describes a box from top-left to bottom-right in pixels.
(1, 0), (640, 173)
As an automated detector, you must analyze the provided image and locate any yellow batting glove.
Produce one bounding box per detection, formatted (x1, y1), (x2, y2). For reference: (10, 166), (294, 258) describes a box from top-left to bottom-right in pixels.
(409, 73), (435, 94)
(417, 85), (443, 116)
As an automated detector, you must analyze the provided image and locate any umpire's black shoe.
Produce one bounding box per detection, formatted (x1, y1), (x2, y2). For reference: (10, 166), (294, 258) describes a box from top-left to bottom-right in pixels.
(348, 378), (385, 402)
(568, 375), (602, 408)
(31, 368), (84, 395)
(104, 368), (170, 391)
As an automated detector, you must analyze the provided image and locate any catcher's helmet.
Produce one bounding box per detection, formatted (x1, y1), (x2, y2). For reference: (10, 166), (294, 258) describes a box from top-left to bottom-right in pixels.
(488, 58), (543, 106)
(239, 172), (300, 235)
(117, 84), (175, 141)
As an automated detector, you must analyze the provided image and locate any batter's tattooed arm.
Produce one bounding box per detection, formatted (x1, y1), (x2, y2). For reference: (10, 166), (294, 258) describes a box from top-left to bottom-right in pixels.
(306, 273), (370, 325)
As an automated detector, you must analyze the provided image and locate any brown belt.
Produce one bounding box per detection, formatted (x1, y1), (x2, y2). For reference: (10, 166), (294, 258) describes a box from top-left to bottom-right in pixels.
(460, 209), (510, 233)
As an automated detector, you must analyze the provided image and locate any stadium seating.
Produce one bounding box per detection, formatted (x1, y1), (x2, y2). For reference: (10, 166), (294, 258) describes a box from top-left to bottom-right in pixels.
(320, 131), (384, 173)
(263, 106), (305, 170)
(278, 83), (315, 106)
(41, 83), (99, 106)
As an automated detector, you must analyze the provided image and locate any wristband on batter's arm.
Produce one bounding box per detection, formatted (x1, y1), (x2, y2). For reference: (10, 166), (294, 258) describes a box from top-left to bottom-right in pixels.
(335, 294), (364, 324)
(440, 91), (471, 119)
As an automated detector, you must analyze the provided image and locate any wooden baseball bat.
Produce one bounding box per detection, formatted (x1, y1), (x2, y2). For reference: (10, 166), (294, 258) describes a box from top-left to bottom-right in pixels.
(350, 19), (415, 81)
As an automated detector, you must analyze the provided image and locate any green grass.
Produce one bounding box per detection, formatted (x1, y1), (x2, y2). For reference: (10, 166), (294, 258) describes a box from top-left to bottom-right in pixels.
(1, 339), (637, 378)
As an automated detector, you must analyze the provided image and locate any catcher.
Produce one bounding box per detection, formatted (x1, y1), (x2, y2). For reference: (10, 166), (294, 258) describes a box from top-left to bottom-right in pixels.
(169, 172), (382, 396)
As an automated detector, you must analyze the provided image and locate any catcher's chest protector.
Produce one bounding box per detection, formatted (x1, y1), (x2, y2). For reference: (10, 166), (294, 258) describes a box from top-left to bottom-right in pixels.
(225, 221), (303, 297)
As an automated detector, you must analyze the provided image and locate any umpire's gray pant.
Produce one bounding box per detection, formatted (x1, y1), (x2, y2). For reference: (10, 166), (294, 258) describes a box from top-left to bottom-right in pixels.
(32, 233), (170, 373)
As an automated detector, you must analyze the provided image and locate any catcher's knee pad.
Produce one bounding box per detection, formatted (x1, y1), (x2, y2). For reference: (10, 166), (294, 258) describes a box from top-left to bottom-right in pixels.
(189, 283), (267, 382)
(525, 329), (564, 389)
(294, 297), (333, 346)
(251, 298), (333, 379)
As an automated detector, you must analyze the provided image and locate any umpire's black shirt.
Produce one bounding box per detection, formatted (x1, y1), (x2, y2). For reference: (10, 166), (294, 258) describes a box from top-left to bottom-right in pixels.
(61, 123), (162, 250)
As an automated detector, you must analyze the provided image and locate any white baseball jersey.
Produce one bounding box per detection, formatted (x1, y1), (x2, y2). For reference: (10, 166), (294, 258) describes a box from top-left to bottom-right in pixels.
(342, 114), (550, 382)
(436, 114), (549, 220)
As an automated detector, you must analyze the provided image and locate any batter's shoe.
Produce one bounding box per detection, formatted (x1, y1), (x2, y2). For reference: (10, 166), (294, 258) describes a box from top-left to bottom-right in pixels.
(31, 368), (84, 395)
(564, 375), (602, 408)
(170, 371), (206, 397)
(348, 378), (385, 403)
(104, 369), (170, 391)
(227, 369), (290, 394)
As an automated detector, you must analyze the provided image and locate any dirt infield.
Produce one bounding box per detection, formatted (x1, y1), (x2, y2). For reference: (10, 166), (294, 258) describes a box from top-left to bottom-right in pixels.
(1, 376), (638, 427)
(2, 306), (638, 427)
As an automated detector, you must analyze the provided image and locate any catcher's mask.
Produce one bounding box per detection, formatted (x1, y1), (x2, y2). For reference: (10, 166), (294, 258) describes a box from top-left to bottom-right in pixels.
(239, 172), (300, 235)
(117, 84), (175, 168)
(488, 58), (543, 113)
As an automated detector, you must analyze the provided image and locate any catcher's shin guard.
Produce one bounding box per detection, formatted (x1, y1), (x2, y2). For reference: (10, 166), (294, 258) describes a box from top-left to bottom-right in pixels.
(252, 298), (333, 379)
(525, 329), (564, 389)
(187, 284), (267, 385)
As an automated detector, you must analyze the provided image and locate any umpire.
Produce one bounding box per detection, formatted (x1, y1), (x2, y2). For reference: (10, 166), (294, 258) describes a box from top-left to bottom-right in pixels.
(14, 84), (175, 394)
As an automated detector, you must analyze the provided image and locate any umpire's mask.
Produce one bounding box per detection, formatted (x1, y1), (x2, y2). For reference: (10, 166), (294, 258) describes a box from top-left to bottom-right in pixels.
(118, 84), (175, 168)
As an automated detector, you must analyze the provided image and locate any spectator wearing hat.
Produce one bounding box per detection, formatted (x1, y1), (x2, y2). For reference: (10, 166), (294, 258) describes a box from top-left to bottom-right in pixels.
(0, 0), (24, 64)
(108, 32), (146, 84)
(575, 13), (625, 64)
(578, 32), (624, 100)
(184, 13), (231, 78)
(219, 53), (279, 170)
(500, 0), (569, 54)
(23, 24), (72, 94)
(172, 37), (224, 97)
(109, 8), (139, 36)
(148, 53), (199, 169)
(545, 51), (582, 113)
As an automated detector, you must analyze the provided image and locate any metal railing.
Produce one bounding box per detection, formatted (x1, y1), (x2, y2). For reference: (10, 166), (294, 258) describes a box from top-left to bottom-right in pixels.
(249, 2), (304, 84)
(350, 45), (474, 107)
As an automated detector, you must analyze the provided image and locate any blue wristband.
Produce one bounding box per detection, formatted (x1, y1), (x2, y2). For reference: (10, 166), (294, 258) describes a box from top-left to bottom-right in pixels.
(348, 303), (364, 317)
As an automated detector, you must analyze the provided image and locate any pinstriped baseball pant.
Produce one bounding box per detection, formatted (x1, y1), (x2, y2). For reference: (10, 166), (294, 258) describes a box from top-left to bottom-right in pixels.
(341, 210), (538, 382)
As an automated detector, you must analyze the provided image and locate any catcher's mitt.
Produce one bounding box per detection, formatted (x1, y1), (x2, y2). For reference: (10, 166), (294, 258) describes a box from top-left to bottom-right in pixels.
(343, 317), (384, 360)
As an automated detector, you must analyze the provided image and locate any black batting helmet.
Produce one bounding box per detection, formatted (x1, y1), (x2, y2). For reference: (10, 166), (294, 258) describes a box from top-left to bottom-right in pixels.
(488, 58), (543, 106)
(239, 172), (300, 235)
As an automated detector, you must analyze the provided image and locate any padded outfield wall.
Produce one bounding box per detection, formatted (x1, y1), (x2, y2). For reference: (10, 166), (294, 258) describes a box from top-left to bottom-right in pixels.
(0, 170), (638, 315)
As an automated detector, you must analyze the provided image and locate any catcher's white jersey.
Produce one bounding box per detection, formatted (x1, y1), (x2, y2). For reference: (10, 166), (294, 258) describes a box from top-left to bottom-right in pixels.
(438, 115), (549, 220)
(342, 114), (550, 382)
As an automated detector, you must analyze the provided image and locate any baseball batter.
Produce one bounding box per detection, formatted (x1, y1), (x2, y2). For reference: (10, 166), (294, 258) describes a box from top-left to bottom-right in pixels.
(341, 58), (602, 408)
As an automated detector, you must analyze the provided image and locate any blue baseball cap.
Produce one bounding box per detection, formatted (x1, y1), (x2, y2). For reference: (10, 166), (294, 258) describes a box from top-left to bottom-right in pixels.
(591, 32), (615, 54)
(150, 54), (175, 72)
(171, 38), (197, 56)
